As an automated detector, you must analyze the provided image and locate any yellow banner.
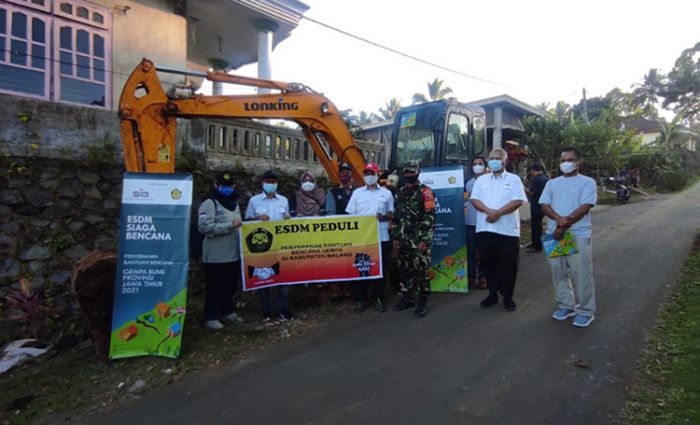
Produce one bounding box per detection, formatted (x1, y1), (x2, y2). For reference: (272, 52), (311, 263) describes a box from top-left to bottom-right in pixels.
(240, 215), (381, 290)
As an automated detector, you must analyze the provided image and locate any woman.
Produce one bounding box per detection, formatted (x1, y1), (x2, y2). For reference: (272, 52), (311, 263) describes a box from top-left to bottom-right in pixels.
(465, 156), (488, 290)
(290, 171), (326, 217)
(197, 171), (244, 329)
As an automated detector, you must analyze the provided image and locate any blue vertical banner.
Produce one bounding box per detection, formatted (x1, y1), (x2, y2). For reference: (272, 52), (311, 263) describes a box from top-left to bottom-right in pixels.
(110, 173), (193, 359)
(421, 166), (468, 293)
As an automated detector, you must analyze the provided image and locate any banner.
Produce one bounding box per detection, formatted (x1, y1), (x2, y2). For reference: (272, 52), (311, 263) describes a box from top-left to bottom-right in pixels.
(240, 215), (381, 291)
(421, 166), (468, 293)
(110, 173), (192, 359)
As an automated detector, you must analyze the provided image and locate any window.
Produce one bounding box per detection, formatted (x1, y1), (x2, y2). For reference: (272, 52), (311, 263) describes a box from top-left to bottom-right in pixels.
(231, 128), (238, 153)
(303, 141), (309, 161)
(207, 125), (215, 150)
(254, 132), (261, 156)
(217, 127), (227, 151)
(0, 0), (111, 107)
(275, 135), (282, 159)
(473, 116), (485, 156)
(445, 113), (469, 160)
(243, 130), (250, 154)
(265, 135), (272, 158)
(284, 137), (291, 160)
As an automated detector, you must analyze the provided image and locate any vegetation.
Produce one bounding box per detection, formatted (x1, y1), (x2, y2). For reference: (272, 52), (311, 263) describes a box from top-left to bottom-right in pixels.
(412, 78), (453, 104)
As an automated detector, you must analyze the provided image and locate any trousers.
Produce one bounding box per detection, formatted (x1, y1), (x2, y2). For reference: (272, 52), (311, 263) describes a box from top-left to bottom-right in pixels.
(548, 236), (596, 316)
(203, 261), (240, 321)
(398, 242), (431, 297)
(476, 232), (519, 299)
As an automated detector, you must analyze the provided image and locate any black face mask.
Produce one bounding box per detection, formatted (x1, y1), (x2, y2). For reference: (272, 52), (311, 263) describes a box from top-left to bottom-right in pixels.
(404, 175), (418, 184)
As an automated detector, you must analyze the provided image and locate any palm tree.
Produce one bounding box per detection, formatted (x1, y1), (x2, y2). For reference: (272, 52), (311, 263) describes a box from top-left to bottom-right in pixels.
(379, 98), (402, 120)
(632, 69), (664, 117)
(357, 110), (379, 125)
(412, 78), (453, 104)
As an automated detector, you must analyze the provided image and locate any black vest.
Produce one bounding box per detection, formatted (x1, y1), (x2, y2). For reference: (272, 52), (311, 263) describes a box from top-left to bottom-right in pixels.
(330, 185), (353, 214)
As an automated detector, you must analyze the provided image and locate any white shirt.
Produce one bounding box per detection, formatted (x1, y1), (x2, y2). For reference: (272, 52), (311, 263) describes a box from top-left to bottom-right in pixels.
(539, 174), (597, 238)
(470, 171), (527, 237)
(345, 185), (395, 241)
(245, 193), (289, 221)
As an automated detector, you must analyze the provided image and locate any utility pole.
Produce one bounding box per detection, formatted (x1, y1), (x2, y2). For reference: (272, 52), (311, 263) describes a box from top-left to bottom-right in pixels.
(582, 87), (589, 123)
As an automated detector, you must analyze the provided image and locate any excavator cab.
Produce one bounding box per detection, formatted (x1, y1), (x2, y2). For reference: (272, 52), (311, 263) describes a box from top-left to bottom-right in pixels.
(389, 100), (486, 178)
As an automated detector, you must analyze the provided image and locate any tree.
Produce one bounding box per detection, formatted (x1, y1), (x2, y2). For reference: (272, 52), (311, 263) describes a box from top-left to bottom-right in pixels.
(662, 41), (700, 122)
(411, 78), (453, 104)
(357, 110), (380, 125)
(632, 68), (664, 117)
(379, 98), (402, 120)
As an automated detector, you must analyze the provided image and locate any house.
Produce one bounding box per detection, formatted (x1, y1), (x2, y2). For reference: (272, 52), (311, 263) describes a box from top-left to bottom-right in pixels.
(624, 118), (697, 152)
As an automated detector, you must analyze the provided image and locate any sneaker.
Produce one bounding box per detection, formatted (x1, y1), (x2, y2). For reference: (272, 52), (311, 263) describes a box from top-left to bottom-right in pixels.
(572, 314), (595, 328)
(503, 297), (516, 311)
(374, 298), (386, 313)
(551, 308), (576, 321)
(414, 296), (428, 318)
(392, 295), (415, 311)
(261, 312), (274, 322)
(278, 310), (295, 321)
(222, 312), (244, 325)
(204, 320), (224, 330)
(480, 295), (499, 308)
(355, 301), (366, 314)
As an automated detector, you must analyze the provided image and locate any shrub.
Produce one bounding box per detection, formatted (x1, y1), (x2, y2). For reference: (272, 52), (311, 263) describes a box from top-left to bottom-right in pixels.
(658, 169), (690, 192)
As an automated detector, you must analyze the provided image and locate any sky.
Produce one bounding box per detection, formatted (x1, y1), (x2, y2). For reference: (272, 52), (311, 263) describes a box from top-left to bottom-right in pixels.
(229, 0), (699, 118)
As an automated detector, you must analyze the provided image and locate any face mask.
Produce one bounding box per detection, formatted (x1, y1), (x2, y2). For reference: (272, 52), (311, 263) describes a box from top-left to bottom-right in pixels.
(560, 161), (578, 174)
(263, 183), (277, 194)
(339, 175), (352, 185)
(364, 175), (378, 186)
(472, 164), (485, 175)
(404, 175), (419, 184)
(218, 186), (234, 197)
(488, 159), (503, 172)
(301, 181), (315, 192)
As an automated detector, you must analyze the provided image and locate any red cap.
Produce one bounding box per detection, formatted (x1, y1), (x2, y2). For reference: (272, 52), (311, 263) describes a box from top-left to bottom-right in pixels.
(363, 162), (379, 173)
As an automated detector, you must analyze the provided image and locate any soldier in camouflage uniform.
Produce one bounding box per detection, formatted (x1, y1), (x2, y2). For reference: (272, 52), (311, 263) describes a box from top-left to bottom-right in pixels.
(390, 161), (436, 317)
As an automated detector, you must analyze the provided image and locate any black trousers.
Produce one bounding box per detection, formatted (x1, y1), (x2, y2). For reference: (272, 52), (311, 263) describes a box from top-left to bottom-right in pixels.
(354, 241), (390, 303)
(531, 214), (544, 250)
(475, 232), (519, 299)
(203, 261), (240, 321)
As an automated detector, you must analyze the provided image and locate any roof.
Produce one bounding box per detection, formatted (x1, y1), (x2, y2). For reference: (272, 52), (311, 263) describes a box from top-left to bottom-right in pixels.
(468, 94), (545, 117)
(361, 119), (393, 131)
(624, 118), (662, 134)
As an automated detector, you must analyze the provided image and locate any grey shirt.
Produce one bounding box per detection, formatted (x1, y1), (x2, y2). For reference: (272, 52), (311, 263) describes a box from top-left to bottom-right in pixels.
(198, 199), (242, 263)
(539, 174), (597, 238)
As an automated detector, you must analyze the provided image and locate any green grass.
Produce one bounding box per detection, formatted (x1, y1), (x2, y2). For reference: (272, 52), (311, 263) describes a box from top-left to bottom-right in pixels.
(621, 234), (700, 425)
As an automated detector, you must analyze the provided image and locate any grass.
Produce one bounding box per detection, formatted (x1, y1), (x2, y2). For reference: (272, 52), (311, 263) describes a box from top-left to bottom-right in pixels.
(620, 234), (700, 425)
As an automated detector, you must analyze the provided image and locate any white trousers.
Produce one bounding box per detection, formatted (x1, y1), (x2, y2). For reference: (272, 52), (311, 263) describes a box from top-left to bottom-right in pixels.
(548, 236), (596, 316)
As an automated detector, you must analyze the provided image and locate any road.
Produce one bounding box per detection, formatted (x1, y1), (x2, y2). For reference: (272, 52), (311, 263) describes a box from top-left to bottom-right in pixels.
(90, 182), (700, 425)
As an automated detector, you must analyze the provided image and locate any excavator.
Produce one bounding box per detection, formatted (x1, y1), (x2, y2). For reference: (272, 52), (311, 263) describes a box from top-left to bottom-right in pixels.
(118, 58), (367, 183)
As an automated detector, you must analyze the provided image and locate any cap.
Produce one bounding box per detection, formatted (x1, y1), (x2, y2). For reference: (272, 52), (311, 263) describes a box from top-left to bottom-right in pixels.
(402, 160), (420, 174)
(530, 163), (544, 172)
(262, 170), (279, 181)
(363, 162), (380, 174)
(215, 171), (234, 185)
(338, 162), (352, 172)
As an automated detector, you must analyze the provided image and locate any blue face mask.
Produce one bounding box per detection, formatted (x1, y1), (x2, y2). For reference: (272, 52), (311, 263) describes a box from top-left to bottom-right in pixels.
(218, 186), (234, 197)
(488, 159), (503, 172)
(263, 183), (278, 194)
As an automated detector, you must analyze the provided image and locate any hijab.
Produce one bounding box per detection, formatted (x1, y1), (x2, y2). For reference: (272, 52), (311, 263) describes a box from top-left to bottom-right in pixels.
(295, 171), (325, 216)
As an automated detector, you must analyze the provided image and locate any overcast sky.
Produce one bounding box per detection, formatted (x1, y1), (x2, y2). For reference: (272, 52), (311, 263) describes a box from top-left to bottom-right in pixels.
(231, 0), (700, 117)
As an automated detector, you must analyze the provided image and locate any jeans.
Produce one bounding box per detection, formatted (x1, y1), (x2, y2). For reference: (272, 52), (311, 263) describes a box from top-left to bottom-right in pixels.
(258, 285), (290, 314)
(203, 261), (240, 321)
(548, 236), (596, 316)
(476, 232), (520, 299)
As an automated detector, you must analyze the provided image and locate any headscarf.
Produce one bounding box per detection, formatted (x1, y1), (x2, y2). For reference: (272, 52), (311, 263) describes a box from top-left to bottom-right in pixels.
(295, 171), (325, 216)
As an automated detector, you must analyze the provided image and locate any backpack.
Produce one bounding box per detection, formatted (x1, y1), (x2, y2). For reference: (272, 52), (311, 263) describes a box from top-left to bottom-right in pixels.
(189, 198), (216, 258)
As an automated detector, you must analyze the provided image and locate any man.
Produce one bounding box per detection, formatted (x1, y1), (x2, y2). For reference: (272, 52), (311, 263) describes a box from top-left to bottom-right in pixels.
(539, 147), (597, 328)
(391, 161), (436, 318)
(345, 162), (395, 313)
(325, 162), (354, 215)
(470, 148), (527, 311)
(525, 163), (548, 253)
(244, 170), (294, 322)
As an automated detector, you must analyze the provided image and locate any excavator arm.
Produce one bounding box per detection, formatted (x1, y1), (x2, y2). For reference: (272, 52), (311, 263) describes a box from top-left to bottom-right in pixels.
(118, 58), (367, 183)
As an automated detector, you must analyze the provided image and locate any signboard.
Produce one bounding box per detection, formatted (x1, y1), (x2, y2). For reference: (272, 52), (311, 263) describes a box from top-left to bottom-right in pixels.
(240, 215), (381, 291)
(110, 173), (192, 359)
(421, 166), (468, 293)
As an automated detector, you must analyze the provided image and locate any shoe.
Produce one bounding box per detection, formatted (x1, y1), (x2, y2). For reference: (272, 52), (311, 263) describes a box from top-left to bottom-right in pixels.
(551, 308), (576, 321)
(572, 314), (595, 328)
(503, 297), (516, 311)
(278, 310), (295, 321)
(525, 247), (542, 253)
(480, 295), (499, 308)
(374, 298), (386, 313)
(221, 312), (244, 325)
(414, 296), (428, 318)
(261, 312), (274, 322)
(355, 301), (366, 314)
(392, 295), (415, 311)
(204, 320), (224, 330)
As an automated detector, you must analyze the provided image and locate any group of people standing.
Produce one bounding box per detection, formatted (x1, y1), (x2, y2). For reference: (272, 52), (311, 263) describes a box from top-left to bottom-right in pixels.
(197, 144), (598, 331)
(196, 160), (436, 330)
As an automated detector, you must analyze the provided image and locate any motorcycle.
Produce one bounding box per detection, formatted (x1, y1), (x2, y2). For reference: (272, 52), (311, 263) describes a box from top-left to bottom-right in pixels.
(608, 176), (631, 204)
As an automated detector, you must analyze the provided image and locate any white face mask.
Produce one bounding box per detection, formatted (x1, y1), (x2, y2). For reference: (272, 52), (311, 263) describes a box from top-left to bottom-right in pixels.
(364, 175), (378, 186)
(560, 161), (578, 174)
(472, 164), (485, 175)
(301, 181), (315, 192)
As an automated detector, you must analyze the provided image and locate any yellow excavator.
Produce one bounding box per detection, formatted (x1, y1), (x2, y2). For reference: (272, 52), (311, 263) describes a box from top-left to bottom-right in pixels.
(118, 58), (368, 183)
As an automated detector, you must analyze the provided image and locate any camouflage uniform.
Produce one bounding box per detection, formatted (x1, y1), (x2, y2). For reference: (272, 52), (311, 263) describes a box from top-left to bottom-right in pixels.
(391, 179), (436, 297)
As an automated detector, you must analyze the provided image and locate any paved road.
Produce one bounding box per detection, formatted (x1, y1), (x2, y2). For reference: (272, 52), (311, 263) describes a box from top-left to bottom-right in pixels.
(91, 183), (700, 425)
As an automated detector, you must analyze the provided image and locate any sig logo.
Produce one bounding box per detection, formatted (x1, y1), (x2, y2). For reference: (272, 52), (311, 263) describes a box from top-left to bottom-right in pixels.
(171, 188), (182, 200)
(132, 189), (150, 198)
(246, 228), (274, 253)
(448, 176), (457, 184)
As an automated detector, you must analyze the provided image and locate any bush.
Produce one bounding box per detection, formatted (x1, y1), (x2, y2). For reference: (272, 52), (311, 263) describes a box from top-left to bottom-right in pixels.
(658, 169), (690, 192)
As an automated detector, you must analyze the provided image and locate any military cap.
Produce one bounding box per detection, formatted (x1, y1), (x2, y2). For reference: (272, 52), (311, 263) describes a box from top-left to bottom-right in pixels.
(402, 160), (420, 174)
